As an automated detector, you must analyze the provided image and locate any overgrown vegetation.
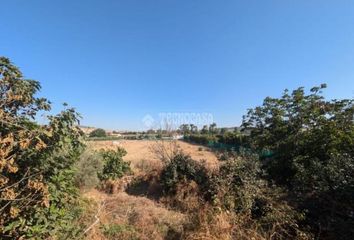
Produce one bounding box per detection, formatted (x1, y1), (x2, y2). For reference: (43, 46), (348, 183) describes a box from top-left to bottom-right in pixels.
(99, 147), (132, 181)
(183, 128), (249, 151)
(1, 55), (352, 239)
(242, 84), (354, 239)
(158, 152), (311, 239)
(0, 57), (133, 239)
(89, 128), (107, 138)
(184, 134), (217, 145)
(156, 84), (353, 239)
(0, 57), (85, 238)
(74, 149), (103, 190)
(160, 153), (214, 202)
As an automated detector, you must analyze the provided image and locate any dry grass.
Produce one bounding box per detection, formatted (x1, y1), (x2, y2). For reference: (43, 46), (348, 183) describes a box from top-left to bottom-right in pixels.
(87, 140), (219, 172)
(82, 140), (219, 240)
(81, 140), (308, 240)
(84, 189), (186, 240)
(184, 208), (234, 240)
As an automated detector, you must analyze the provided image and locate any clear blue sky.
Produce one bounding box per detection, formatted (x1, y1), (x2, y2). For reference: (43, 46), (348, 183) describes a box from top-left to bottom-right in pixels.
(2, 0), (354, 130)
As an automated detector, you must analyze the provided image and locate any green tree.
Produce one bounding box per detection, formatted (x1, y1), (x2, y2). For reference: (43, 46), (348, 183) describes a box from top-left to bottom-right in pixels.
(201, 125), (209, 134)
(179, 124), (190, 135)
(89, 128), (107, 138)
(188, 124), (198, 134)
(242, 84), (354, 239)
(220, 127), (228, 134)
(74, 149), (103, 190)
(209, 122), (217, 134)
(0, 57), (85, 238)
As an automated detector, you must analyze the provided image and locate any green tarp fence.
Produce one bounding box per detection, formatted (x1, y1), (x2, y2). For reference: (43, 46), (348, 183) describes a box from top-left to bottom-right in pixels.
(190, 140), (274, 158)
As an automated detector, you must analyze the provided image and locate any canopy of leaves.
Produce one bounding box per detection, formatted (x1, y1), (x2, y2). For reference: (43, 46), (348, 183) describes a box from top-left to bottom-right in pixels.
(242, 85), (354, 239)
(99, 147), (131, 181)
(159, 152), (310, 239)
(74, 149), (103, 190)
(0, 57), (85, 239)
(160, 153), (215, 201)
(89, 128), (107, 138)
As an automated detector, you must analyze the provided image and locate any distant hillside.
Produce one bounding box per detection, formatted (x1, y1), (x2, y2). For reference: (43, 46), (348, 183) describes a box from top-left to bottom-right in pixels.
(78, 126), (96, 135)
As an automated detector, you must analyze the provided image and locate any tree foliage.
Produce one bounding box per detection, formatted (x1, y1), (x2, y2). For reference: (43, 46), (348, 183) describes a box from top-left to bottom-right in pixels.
(160, 153), (213, 200)
(242, 84), (354, 239)
(217, 131), (248, 146)
(159, 152), (311, 239)
(99, 147), (131, 181)
(184, 134), (217, 145)
(74, 149), (103, 190)
(89, 128), (107, 138)
(0, 57), (85, 239)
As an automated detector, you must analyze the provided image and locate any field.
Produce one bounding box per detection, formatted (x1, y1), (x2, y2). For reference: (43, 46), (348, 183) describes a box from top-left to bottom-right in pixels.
(84, 140), (219, 240)
(84, 189), (186, 240)
(88, 140), (219, 171)
(3, 57), (352, 239)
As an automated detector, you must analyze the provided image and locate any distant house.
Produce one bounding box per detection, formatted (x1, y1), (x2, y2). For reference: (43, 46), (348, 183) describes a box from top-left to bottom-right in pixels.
(173, 134), (184, 140)
(107, 131), (122, 137)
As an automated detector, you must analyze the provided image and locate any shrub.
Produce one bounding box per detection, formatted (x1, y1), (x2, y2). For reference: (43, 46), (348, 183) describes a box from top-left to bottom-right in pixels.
(134, 158), (162, 174)
(99, 147), (132, 181)
(160, 151), (311, 239)
(89, 128), (106, 138)
(185, 134), (217, 145)
(242, 85), (354, 239)
(74, 149), (103, 190)
(216, 149), (238, 161)
(293, 153), (354, 239)
(217, 132), (249, 147)
(0, 57), (85, 238)
(160, 153), (216, 203)
(216, 152), (264, 213)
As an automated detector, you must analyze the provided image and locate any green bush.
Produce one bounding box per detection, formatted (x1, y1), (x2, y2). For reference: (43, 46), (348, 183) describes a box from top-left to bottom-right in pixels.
(0, 57), (85, 238)
(160, 153), (216, 201)
(217, 132), (249, 147)
(216, 152), (263, 213)
(99, 147), (132, 181)
(74, 149), (103, 190)
(89, 128), (107, 138)
(293, 153), (354, 239)
(242, 85), (354, 239)
(184, 134), (217, 145)
(217, 153), (310, 238)
(159, 151), (310, 239)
